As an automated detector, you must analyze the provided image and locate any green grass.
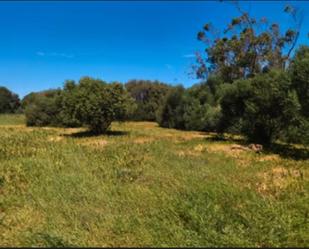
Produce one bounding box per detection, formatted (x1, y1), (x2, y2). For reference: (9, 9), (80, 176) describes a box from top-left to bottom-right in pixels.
(0, 115), (308, 247)
(0, 114), (25, 125)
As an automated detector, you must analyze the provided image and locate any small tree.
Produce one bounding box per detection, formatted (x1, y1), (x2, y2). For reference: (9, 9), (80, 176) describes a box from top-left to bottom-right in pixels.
(285, 45), (309, 145)
(24, 89), (62, 126)
(220, 70), (301, 144)
(0, 86), (20, 113)
(65, 77), (132, 133)
(157, 86), (186, 129)
(125, 80), (171, 121)
(290, 45), (309, 118)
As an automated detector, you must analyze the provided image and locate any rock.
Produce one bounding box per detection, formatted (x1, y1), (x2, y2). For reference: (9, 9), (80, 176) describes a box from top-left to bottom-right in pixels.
(248, 143), (263, 153)
(231, 144), (251, 151)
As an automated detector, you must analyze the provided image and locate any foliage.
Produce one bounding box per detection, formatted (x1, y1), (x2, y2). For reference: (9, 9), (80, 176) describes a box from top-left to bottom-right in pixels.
(220, 70), (301, 144)
(125, 80), (172, 121)
(63, 77), (133, 133)
(24, 89), (62, 127)
(0, 86), (20, 113)
(285, 45), (309, 144)
(157, 80), (222, 132)
(23, 77), (133, 133)
(195, 3), (302, 81)
(290, 45), (309, 118)
(157, 86), (186, 129)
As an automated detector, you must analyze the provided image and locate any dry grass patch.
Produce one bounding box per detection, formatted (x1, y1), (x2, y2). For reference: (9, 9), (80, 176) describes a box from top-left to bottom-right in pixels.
(256, 166), (304, 196)
(206, 143), (250, 157)
(48, 136), (64, 142)
(78, 139), (108, 147)
(133, 137), (155, 144)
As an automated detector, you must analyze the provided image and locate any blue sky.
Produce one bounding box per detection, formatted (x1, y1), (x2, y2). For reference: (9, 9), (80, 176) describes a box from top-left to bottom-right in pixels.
(0, 1), (308, 98)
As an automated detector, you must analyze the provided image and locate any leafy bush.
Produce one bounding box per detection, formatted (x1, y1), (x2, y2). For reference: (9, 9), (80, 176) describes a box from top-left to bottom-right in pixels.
(24, 89), (62, 127)
(125, 80), (171, 121)
(284, 46), (309, 145)
(61, 77), (133, 133)
(157, 81), (221, 132)
(24, 77), (133, 133)
(220, 70), (301, 144)
(157, 86), (186, 129)
(0, 86), (20, 113)
(290, 45), (309, 118)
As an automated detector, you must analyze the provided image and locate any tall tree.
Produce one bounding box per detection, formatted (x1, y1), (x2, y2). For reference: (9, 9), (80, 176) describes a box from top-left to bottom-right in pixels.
(195, 2), (302, 82)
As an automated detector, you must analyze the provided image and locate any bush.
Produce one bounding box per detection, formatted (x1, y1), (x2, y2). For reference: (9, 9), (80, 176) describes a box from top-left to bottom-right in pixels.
(220, 70), (301, 144)
(157, 86), (186, 129)
(24, 89), (62, 127)
(62, 77), (133, 133)
(0, 86), (20, 113)
(24, 77), (133, 132)
(125, 80), (171, 121)
(157, 81), (221, 131)
(290, 45), (309, 118)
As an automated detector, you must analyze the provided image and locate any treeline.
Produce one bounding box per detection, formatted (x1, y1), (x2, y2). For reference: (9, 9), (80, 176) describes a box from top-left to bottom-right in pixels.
(1, 46), (308, 145)
(0, 78), (170, 133)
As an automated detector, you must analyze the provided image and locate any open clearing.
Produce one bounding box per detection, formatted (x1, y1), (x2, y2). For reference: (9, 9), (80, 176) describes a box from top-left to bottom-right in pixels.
(0, 115), (308, 247)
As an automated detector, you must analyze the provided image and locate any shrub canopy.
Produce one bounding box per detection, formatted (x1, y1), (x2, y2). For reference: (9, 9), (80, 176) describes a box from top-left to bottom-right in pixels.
(0, 86), (20, 113)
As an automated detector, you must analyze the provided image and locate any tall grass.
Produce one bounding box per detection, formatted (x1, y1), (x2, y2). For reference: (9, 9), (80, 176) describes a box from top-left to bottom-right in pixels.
(0, 116), (308, 246)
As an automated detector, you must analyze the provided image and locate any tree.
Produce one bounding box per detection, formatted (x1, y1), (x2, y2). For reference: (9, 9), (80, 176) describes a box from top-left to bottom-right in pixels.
(157, 81), (221, 132)
(220, 70), (300, 144)
(24, 89), (62, 126)
(285, 45), (309, 145)
(157, 86), (186, 129)
(195, 3), (302, 81)
(125, 80), (172, 121)
(290, 45), (309, 118)
(57, 80), (82, 127)
(63, 77), (132, 133)
(0, 86), (20, 113)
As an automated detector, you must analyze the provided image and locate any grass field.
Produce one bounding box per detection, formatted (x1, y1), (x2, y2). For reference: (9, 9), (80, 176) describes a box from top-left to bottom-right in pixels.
(0, 114), (308, 247)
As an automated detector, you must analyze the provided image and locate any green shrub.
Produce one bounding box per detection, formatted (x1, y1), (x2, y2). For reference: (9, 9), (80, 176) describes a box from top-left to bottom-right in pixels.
(157, 86), (186, 129)
(24, 89), (62, 127)
(157, 81), (222, 132)
(290, 45), (309, 118)
(63, 77), (132, 133)
(220, 70), (301, 144)
(0, 86), (20, 113)
(125, 80), (172, 121)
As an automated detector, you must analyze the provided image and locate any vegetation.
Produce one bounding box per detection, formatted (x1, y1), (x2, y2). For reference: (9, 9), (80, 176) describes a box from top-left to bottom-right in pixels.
(195, 3), (302, 80)
(24, 89), (63, 127)
(0, 2), (308, 247)
(157, 3), (308, 146)
(0, 86), (20, 113)
(59, 77), (133, 133)
(23, 77), (134, 133)
(219, 70), (300, 144)
(1, 5), (304, 146)
(0, 115), (308, 247)
(125, 80), (171, 121)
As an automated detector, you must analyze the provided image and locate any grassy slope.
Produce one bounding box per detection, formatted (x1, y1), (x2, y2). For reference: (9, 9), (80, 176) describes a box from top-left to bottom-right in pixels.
(0, 115), (308, 247)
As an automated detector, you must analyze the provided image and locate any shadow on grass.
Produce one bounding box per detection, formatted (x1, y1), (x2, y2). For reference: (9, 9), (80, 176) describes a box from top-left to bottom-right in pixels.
(265, 143), (309, 161)
(63, 130), (129, 138)
(204, 133), (309, 160)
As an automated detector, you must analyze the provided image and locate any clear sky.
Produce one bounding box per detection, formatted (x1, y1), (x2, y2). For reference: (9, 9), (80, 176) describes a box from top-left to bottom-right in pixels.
(0, 1), (308, 97)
